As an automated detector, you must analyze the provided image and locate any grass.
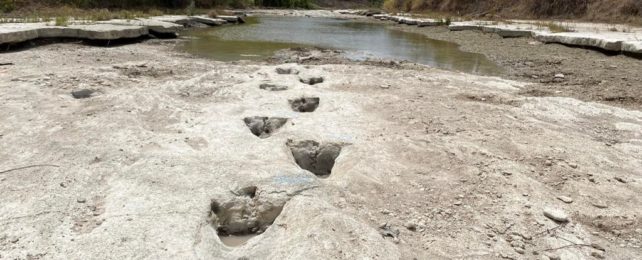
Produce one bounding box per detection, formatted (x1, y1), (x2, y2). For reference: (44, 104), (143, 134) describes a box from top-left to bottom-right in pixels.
(0, 6), (169, 23)
(54, 16), (68, 26)
(536, 21), (575, 32)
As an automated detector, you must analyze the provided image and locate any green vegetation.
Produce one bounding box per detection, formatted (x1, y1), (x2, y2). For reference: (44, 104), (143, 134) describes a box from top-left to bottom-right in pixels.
(54, 15), (68, 26)
(1, 0), (15, 12)
(535, 21), (574, 33)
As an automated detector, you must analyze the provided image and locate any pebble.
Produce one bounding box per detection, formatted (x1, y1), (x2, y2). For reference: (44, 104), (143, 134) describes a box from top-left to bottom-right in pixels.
(71, 89), (95, 99)
(404, 221), (417, 231)
(544, 160), (553, 166)
(614, 177), (627, 183)
(556, 196), (573, 204)
(543, 207), (569, 223)
(591, 251), (605, 259)
(77, 198), (86, 203)
(554, 73), (565, 79)
(380, 84), (390, 89)
(568, 162), (578, 168)
(592, 201), (608, 209)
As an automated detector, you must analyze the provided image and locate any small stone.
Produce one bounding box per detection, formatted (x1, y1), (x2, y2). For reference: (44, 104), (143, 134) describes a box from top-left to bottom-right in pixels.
(77, 198), (86, 203)
(454, 201), (462, 206)
(10, 237), (19, 243)
(591, 243), (605, 251)
(71, 89), (95, 99)
(546, 254), (561, 260)
(591, 251), (605, 259)
(568, 162), (578, 168)
(543, 207), (569, 223)
(404, 222), (417, 231)
(380, 84), (390, 89)
(614, 177), (627, 183)
(544, 160), (553, 166)
(557, 196), (573, 203)
(591, 201), (608, 209)
(502, 171), (513, 176)
(554, 73), (565, 79)
(515, 248), (525, 254)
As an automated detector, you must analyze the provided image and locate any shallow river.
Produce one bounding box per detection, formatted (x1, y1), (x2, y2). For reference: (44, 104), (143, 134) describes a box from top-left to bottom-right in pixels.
(181, 16), (501, 75)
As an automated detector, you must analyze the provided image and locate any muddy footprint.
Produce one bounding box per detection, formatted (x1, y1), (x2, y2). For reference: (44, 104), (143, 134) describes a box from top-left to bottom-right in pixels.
(243, 117), (288, 138)
(288, 97), (319, 112)
(209, 186), (286, 247)
(287, 140), (344, 178)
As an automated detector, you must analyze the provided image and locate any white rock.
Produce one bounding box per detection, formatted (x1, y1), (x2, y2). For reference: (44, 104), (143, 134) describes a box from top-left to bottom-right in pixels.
(543, 207), (569, 222)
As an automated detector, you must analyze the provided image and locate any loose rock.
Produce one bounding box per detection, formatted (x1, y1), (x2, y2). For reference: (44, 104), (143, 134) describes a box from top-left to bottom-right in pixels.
(71, 89), (95, 99)
(556, 196), (573, 204)
(543, 207), (569, 223)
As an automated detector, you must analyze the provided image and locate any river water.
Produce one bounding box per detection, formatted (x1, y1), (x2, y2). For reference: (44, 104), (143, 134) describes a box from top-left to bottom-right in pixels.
(181, 16), (501, 75)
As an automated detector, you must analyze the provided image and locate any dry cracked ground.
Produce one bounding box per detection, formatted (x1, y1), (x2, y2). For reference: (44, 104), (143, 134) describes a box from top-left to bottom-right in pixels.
(0, 40), (641, 260)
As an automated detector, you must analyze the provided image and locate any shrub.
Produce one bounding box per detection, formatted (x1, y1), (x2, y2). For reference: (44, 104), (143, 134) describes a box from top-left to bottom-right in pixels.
(55, 16), (69, 26)
(0, 0), (15, 13)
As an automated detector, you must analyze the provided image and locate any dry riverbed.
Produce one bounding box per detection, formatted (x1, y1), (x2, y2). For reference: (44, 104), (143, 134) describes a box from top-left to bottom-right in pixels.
(0, 27), (641, 260)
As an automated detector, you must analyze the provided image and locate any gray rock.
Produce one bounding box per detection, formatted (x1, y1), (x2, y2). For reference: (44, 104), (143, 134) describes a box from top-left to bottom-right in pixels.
(71, 89), (95, 99)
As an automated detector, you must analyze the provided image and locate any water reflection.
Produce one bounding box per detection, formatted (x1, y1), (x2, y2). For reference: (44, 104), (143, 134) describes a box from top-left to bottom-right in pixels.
(180, 16), (501, 75)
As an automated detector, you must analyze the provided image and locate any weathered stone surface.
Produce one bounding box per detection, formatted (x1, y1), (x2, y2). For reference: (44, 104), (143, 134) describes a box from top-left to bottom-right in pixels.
(622, 40), (642, 54)
(534, 32), (624, 52)
(73, 24), (148, 40)
(191, 16), (227, 26)
(373, 14), (390, 20)
(0, 23), (42, 44)
(0, 23), (148, 44)
(149, 15), (192, 25)
(99, 18), (183, 34)
(417, 19), (440, 27)
(216, 15), (243, 23)
(448, 20), (642, 53)
(448, 21), (485, 31)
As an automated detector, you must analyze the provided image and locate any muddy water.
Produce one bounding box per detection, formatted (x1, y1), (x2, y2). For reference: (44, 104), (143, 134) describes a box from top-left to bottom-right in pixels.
(180, 16), (502, 75)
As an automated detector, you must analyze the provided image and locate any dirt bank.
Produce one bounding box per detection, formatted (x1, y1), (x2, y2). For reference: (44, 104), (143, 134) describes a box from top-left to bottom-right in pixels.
(386, 22), (642, 109)
(0, 38), (641, 259)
